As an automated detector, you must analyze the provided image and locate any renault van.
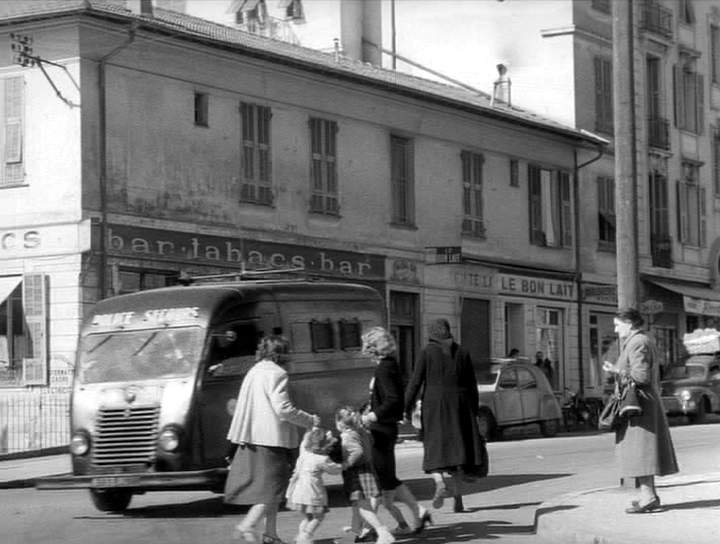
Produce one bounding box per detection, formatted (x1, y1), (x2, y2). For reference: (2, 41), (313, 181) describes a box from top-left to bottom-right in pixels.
(36, 277), (385, 512)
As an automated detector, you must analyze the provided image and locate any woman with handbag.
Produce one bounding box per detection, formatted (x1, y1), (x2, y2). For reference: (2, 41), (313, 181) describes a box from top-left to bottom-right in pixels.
(602, 308), (679, 514)
(404, 319), (488, 513)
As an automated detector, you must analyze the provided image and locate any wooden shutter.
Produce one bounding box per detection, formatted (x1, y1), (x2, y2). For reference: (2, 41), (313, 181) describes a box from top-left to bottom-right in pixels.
(528, 164), (543, 244)
(699, 186), (707, 247)
(673, 65), (681, 128)
(22, 273), (48, 386)
(559, 171), (572, 247)
(677, 181), (688, 243)
(695, 73), (704, 135)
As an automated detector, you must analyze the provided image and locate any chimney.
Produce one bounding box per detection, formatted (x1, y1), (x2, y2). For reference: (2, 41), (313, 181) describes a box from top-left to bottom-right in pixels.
(491, 63), (511, 107)
(126, 0), (155, 16)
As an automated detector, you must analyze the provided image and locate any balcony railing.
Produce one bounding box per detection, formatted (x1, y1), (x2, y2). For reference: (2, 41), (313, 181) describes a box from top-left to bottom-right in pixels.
(648, 116), (670, 150)
(639, 1), (673, 40)
(651, 233), (673, 268)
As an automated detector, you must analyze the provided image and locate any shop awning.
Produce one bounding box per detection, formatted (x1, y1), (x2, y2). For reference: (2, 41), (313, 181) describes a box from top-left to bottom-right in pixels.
(648, 279), (720, 302)
(0, 276), (21, 305)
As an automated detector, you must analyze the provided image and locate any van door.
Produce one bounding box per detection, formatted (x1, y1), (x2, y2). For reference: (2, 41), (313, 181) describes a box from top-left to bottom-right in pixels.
(197, 320), (261, 466)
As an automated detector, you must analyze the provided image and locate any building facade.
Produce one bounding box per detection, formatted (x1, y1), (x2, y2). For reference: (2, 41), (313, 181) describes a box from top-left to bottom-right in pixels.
(0, 0), (605, 428)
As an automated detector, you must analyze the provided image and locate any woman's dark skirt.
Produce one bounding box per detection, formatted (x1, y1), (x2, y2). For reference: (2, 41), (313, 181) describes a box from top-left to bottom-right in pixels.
(224, 443), (293, 505)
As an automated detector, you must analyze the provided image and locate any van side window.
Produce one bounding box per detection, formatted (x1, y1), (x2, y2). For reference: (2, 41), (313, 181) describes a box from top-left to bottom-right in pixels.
(339, 318), (362, 350)
(310, 319), (335, 351)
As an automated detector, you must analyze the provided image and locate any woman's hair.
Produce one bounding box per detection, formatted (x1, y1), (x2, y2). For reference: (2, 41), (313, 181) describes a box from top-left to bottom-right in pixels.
(361, 326), (396, 358)
(255, 334), (291, 363)
(615, 307), (644, 328)
(428, 318), (452, 341)
(335, 405), (361, 430)
(302, 427), (336, 455)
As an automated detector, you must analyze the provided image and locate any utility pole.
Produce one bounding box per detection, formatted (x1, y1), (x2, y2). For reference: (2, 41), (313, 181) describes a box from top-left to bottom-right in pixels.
(613, 0), (639, 309)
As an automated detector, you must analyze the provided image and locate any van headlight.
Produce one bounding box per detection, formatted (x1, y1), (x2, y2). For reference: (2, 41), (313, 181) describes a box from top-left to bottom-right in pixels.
(680, 390), (692, 401)
(70, 431), (90, 456)
(158, 427), (181, 452)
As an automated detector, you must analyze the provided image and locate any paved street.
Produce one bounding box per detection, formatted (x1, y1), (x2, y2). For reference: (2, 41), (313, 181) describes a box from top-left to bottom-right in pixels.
(3, 420), (719, 544)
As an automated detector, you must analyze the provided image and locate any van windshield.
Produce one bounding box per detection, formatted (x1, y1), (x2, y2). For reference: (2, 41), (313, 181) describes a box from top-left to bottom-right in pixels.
(78, 327), (204, 384)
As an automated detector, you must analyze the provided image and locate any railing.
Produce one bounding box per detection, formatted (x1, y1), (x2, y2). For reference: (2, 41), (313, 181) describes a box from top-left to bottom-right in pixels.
(0, 391), (70, 455)
(639, 0), (673, 40)
(648, 116), (670, 150)
(651, 233), (673, 268)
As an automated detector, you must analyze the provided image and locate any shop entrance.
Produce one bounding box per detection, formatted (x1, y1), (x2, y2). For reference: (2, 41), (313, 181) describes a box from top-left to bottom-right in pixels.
(461, 298), (491, 371)
(390, 291), (418, 386)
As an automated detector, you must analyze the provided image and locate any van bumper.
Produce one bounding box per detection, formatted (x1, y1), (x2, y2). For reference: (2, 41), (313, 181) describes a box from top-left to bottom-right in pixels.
(35, 468), (228, 492)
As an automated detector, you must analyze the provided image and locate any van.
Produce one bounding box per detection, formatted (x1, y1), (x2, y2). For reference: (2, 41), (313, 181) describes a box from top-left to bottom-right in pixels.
(36, 276), (385, 512)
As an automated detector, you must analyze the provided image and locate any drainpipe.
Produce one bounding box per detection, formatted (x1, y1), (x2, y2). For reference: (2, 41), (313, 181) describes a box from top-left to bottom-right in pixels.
(97, 27), (136, 300)
(574, 140), (607, 395)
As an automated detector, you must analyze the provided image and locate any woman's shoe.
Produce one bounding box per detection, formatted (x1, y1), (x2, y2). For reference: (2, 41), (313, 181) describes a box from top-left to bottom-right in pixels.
(413, 510), (433, 535)
(625, 496), (661, 514)
(431, 482), (447, 509)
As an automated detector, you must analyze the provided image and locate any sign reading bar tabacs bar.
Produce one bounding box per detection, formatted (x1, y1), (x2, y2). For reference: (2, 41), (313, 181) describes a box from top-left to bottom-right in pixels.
(105, 224), (385, 280)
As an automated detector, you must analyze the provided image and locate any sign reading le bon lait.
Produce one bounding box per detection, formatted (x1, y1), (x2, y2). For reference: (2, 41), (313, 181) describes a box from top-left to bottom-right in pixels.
(105, 224), (385, 280)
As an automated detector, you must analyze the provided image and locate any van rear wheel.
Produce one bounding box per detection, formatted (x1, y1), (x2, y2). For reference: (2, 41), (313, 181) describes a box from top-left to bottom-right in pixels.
(90, 489), (132, 512)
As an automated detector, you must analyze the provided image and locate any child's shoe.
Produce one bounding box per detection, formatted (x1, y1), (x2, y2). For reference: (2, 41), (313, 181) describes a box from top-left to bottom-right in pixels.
(354, 528), (377, 543)
(375, 527), (395, 544)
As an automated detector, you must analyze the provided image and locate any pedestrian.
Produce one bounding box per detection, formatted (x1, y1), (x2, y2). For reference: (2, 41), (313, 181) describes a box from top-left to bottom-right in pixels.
(225, 334), (321, 544)
(534, 351), (554, 387)
(405, 318), (486, 513)
(602, 307), (679, 513)
(285, 427), (342, 544)
(334, 406), (395, 544)
(360, 327), (432, 535)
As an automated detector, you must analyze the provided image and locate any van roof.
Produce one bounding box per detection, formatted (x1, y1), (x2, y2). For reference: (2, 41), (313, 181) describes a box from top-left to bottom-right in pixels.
(87, 280), (383, 326)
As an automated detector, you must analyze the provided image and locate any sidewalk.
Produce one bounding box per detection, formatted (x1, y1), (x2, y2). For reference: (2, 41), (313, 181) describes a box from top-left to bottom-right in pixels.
(535, 472), (720, 544)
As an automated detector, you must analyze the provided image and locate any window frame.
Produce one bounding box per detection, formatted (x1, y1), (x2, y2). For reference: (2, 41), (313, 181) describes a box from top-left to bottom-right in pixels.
(712, 25), (720, 85)
(527, 164), (572, 248)
(240, 101), (273, 205)
(676, 161), (706, 248)
(597, 176), (616, 247)
(461, 150), (485, 239)
(194, 91), (209, 127)
(309, 117), (339, 216)
(594, 56), (614, 133)
(674, 57), (704, 135)
(390, 135), (415, 227)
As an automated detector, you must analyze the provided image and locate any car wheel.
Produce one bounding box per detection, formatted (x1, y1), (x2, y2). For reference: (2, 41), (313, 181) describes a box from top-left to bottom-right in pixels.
(476, 410), (497, 441)
(540, 418), (560, 437)
(689, 397), (707, 424)
(90, 489), (132, 512)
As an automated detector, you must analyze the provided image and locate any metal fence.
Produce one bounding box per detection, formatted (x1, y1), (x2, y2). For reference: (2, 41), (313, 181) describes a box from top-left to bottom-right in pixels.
(0, 390), (70, 454)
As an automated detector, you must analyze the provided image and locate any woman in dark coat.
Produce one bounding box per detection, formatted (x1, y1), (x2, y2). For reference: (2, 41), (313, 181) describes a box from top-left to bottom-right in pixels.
(360, 326), (431, 535)
(405, 319), (486, 512)
(602, 308), (679, 513)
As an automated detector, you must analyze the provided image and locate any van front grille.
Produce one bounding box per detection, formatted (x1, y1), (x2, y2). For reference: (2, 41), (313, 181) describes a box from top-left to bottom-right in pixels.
(91, 406), (160, 467)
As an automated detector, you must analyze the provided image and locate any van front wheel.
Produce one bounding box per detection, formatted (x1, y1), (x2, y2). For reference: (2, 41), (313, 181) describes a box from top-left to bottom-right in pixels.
(90, 489), (133, 512)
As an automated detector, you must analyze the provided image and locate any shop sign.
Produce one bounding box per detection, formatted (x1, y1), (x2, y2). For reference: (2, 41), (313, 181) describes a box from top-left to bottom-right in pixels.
(430, 246), (462, 264)
(106, 224), (385, 280)
(454, 269), (575, 301)
(683, 296), (720, 317)
(640, 299), (664, 315)
(0, 220), (91, 260)
(583, 285), (618, 305)
(498, 273), (575, 300)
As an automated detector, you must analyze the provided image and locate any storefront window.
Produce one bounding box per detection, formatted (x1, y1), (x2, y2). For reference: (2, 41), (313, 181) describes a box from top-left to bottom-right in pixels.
(653, 326), (678, 377)
(589, 312), (617, 395)
(536, 307), (563, 391)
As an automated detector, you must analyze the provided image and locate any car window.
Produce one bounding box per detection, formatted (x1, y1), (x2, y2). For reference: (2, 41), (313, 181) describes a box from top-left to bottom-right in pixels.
(709, 365), (720, 380)
(497, 368), (518, 389)
(516, 367), (537, 389)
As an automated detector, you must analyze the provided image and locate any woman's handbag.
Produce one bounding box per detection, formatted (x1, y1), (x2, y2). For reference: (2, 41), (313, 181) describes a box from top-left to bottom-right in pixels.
(598, 379), (642, 431)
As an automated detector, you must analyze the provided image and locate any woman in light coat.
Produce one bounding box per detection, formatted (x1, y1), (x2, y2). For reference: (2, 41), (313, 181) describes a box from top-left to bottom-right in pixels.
(225, 335), (320, 543)
(603, 308), (679, 513)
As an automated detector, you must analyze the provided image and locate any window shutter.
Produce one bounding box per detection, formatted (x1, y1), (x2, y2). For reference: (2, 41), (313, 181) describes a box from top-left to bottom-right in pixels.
(677, 181), (688, 243)
(673, 65), (681, 128)
(22, 273), (48, 386)
(559, 171), (572, 247)
(594, 58), (603, 126)
(528, 165), (543, 244)
(699, 186), (707, 247)
(695, 73), (704, 135)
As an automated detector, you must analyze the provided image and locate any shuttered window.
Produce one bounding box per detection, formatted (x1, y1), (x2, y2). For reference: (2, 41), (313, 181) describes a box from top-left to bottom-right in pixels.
(240, 102), (273, 205)
(461, 150), (485, 238)
(673, 60), (704, 135)
(677, 162), (706, 247)
(21, 273), (48, 386)
(309, 117), (339, 215)
(390, 135), (414, 225)
(527, 164), (572, 248)
(597, 176), (616, 245)
(0, 76), (24, 186)
(594, 57), (613, 133)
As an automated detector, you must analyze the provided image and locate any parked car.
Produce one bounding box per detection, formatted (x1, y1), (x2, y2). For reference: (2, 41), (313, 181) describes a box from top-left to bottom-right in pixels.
(661, 353), (720, 423)
(475, 359), (563, 439)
